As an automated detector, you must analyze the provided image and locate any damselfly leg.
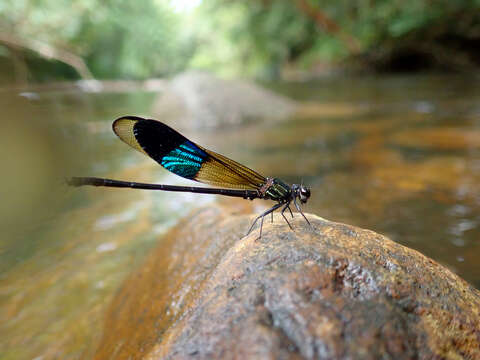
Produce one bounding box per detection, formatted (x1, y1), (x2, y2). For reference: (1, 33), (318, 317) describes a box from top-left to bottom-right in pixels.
(245, 202), (284, 239)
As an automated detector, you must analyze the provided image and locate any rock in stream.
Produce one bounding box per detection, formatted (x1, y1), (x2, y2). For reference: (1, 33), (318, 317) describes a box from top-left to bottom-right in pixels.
(94, 200), (480, 360)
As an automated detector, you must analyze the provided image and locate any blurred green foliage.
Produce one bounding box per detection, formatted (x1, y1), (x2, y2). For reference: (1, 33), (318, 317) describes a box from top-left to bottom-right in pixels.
(0, 0), (193, 81)
(196, 0), (480, 76)
(0, 0), (479, 82)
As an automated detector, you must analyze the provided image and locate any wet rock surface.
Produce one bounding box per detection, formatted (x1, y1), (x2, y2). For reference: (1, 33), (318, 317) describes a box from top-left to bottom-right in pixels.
(94, 201), (480, 360)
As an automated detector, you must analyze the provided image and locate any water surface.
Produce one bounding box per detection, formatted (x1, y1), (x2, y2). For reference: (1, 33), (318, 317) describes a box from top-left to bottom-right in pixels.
(0, 74), (479, 359)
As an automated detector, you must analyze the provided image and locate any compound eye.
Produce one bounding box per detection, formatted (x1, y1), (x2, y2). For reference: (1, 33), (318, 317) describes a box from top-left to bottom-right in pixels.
(299, 187), (311, 203)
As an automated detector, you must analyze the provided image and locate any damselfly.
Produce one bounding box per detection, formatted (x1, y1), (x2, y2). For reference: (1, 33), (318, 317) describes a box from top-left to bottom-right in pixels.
(68, 116), (312, 238)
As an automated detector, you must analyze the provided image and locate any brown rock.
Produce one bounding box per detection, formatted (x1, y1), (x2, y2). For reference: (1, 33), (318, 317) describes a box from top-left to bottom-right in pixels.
(94, 202), (480, 360)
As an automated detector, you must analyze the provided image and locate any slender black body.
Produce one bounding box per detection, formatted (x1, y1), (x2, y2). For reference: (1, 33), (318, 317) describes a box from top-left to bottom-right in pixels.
(68, 116), (312, 238)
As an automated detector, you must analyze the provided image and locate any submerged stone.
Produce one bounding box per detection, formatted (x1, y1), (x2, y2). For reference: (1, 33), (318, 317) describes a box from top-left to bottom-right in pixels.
(391, 128), (480, 151)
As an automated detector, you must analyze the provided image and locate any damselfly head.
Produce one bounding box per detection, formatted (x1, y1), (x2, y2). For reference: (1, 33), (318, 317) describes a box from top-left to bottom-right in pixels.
(299, 185), (311, 203)
(292, 184), (311, 204)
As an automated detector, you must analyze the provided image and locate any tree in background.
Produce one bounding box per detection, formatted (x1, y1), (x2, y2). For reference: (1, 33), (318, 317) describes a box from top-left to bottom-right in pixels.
(0, 0), (193, 82)
(192, 0), (480, 77)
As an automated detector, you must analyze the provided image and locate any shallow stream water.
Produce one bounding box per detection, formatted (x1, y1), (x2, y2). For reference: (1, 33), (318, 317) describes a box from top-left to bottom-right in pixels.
(0, 74), (479, 359)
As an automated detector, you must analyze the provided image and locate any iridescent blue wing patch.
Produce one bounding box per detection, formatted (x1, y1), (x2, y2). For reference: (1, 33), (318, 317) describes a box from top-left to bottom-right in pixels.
(160, 140), (207, 179)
